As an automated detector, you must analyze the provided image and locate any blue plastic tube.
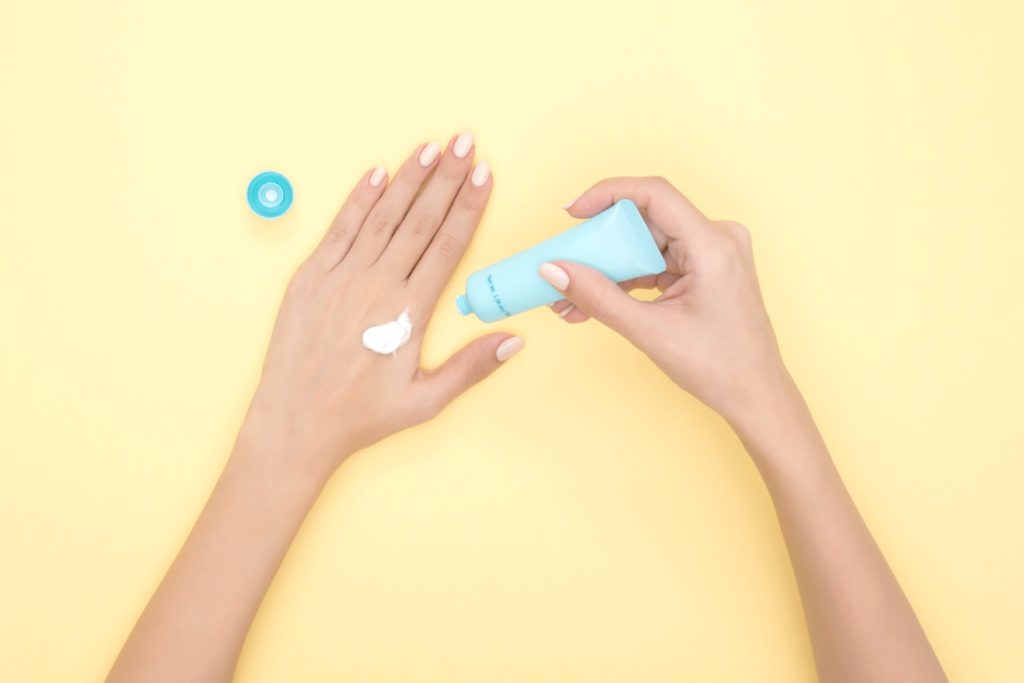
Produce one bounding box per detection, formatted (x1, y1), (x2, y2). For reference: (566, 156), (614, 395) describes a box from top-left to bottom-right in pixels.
(456, 199), (667, 322)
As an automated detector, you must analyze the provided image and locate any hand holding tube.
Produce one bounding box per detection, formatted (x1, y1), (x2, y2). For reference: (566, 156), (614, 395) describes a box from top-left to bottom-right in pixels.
(545, 176), (947, 682)
(543, 176), (787, 432)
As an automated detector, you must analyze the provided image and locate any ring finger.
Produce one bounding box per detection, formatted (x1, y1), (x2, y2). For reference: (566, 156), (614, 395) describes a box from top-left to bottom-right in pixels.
(342, 140), (442, 268)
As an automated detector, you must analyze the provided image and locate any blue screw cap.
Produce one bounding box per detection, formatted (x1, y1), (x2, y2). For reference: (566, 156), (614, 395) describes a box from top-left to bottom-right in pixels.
(247, 171), (293, 219)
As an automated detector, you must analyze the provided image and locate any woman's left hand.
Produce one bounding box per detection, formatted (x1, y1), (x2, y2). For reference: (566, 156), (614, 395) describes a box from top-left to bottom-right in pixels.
(241, 133), (522, 479)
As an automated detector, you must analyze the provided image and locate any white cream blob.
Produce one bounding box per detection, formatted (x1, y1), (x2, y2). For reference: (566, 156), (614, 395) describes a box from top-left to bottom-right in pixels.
(361, 308), (413, 355)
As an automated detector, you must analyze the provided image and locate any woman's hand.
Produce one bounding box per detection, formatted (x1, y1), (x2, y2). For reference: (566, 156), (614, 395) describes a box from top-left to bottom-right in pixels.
(244, 133), (522, 478)
(542, 176), (787, 430)
(545, 176), (947, 683)
(108, 133), (524, 683)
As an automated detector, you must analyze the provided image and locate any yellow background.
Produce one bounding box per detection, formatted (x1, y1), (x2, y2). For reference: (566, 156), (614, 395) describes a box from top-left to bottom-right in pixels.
(3, 0), (1023, 680)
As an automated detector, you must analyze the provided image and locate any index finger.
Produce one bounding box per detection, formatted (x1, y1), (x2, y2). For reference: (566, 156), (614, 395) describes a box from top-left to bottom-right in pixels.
(407, 161), (492, 305)
(564, 176), (715, 246)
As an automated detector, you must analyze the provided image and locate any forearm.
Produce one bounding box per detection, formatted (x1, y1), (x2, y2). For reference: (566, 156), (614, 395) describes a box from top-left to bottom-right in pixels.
(731, 372), (946, 683)
(108, 419), (331, 683)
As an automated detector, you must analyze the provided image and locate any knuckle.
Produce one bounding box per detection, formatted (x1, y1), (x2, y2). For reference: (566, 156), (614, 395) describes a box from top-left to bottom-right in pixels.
(434, 231), (463, 258)
(365, 212), (393, 237)
(722, 220), (751, 241)
(707, 232), (744, 268)
(350, 189), (377, 212)
(397, 168), (424, 191)
(326, 223), (350, 244)
(438, 161), (466, 182)
(463, 353), (491, 386)
(457, 188), (487, 212)
(718, 220), (753, 255)
(647, 175), (671, 190)
(721, 231), (742, 253)
(406, 212), (436, 237)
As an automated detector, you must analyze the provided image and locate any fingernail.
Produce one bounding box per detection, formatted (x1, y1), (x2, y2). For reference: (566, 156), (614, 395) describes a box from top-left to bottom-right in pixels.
(538, 263), (569, 291)
(419, 142), (440, 166)
(563, 194), (580, 210)
(471, 161), (490, 187)
(558, 303), (576, 319)
(453, 131), (474, 158)
(495, 336), (525, 362)
(369, 165), (387, 187)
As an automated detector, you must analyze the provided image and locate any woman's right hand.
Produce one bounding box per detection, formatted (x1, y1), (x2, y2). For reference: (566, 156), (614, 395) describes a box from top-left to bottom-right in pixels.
(541, 177), (793, 430)
(546, 178), (949, 683)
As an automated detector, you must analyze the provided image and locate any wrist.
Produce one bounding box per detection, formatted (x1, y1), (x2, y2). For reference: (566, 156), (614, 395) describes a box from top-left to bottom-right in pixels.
(723, 363), (827, 472)
(720, 356), (798, 433)
(233, 391), (355, 490)
(229, 423), (333, 502)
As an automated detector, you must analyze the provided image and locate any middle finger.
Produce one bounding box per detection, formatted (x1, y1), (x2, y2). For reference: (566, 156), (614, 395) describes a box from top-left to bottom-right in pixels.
(377, 131), (475, 278)
(343, 140), (442, 268)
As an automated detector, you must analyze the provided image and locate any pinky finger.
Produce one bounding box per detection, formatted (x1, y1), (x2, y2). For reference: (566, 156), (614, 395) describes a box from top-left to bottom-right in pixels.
(548, 300), (590, 324)
(561, 305), (590, 324)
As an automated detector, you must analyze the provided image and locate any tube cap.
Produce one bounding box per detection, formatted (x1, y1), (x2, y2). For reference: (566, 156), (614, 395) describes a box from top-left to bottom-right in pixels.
(455, 294), (473, 315)
(247, 171), (293, 219)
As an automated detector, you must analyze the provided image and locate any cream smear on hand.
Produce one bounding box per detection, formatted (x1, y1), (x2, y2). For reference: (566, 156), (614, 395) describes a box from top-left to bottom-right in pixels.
(361, 308), (413, 355)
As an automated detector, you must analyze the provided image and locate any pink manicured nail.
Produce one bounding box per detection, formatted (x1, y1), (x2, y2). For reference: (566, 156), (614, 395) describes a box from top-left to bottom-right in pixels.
(558, 303), (576, 319)
(495, 336), (524, 362)
(419, 142), (441, 166)
(453, 131), (474, 158)
(538, 263), (569, 291)
(471, 161), (490, 187)
(563, 194), (580, 210)
(369, 166), (387, 187)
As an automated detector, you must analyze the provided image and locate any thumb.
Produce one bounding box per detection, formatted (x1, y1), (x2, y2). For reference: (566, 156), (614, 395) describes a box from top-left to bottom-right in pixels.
(420, 333), (524, 411)
(539, 261), (644, 338)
